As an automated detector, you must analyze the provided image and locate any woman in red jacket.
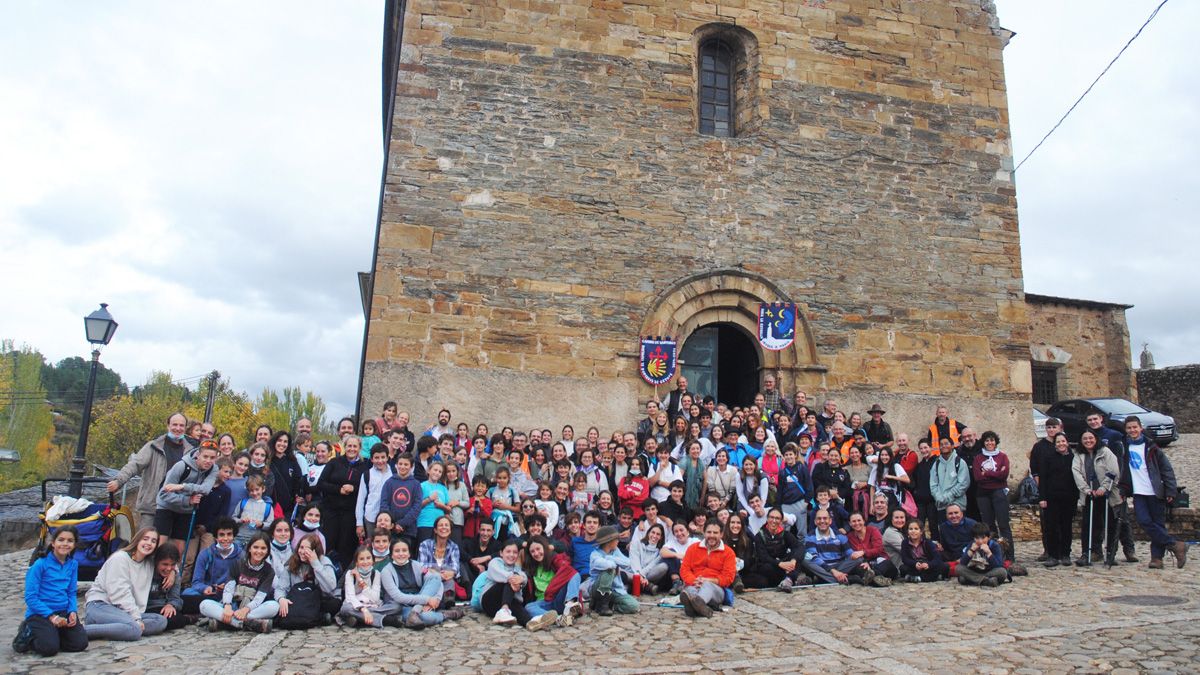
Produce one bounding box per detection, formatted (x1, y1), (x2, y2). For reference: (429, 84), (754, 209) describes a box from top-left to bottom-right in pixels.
(845, 512), (897, 582)
(617, 456), (651, 519)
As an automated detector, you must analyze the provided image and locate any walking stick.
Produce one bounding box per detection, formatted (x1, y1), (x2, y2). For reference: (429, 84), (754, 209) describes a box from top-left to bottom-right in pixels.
(1103, 499), (1114, 568)
(1079, 496), (1093, 567)
(181, 508), (198, 582)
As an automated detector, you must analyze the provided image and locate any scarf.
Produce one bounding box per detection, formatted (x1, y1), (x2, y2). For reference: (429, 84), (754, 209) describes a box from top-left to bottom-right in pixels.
(679, 456), (704, 511)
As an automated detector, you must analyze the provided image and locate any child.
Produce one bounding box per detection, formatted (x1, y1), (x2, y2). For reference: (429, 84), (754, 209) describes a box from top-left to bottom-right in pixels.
(338, 546), (386, 628)
(658, 481), (690, 528)
(14, 526), (87, 656)
(958, 522), (1008, 588)
(488, 468), (521, 540)
(292, 504), (327, 552)
(369, 532), (393, 570)
(185, 518), (241, 616)
(145, 545), (187, 630)
(568, 473), (594, 518)
(232, 475), (273, 547)
(155, 440), (220, 552)
(476, 540), (540, 628)
(464, 476), (494, 540)
(382, 538), (465, 629)
(223, 453), (251, 517)
(616, 507), (636, 554)
(900, 519), (948, 583)
(806, 487), (850, 535)
(199, 533), (278, 632)
(373, 511), (395, 542)
(588, 526), (640, 616)
(188, 456), (233, 580)
(356, 445), (395, 541)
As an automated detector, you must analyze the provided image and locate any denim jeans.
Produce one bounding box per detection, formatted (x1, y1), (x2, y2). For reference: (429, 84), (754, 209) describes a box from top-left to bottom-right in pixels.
(526, 573), (581, 617)
(198, 598), (280, 627)
(1132, 494), (1176, 560)
(84, 601), (168, 641)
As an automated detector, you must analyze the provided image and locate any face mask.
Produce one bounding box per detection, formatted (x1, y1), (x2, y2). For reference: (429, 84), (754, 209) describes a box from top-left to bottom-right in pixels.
(303, 519), (320, 530)
(372, 548), (388, 558)
(271, 540), (289, 551)
(215, 541), (234, 554)
(167, 431), (184, 442)
(357, 565), (374, 577)
(251, 460), (266, 469)
(629, 467), (641, 476)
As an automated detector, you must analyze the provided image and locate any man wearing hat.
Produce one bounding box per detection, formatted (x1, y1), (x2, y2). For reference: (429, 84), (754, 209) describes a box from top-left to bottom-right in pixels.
(863, 404), (894, 454)
(587, 526), (639, 617)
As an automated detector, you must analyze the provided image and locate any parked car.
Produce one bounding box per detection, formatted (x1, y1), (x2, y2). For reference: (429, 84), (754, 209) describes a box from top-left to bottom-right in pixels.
(1046, 398), (1178, 447)
(1032, 408), (1048, 439)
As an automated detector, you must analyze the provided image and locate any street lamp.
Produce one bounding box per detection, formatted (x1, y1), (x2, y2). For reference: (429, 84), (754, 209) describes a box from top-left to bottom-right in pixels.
(69, 303), (118, 498)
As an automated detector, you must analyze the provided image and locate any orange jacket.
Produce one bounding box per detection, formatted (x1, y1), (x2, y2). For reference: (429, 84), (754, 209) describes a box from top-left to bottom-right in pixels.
(681, 540), (737, 588)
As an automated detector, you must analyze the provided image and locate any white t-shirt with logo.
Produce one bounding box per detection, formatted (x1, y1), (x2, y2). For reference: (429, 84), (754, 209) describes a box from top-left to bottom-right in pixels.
(1126, 440), (1154, 496)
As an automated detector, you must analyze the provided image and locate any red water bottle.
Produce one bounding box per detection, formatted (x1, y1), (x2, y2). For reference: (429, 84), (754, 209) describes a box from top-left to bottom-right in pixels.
(632, 575), (642, 597)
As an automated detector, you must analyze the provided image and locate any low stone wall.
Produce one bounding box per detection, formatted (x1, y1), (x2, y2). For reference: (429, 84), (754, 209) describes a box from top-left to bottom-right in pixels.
(1137, 365), (1200, 433)
(1010, 503), (1198, 543)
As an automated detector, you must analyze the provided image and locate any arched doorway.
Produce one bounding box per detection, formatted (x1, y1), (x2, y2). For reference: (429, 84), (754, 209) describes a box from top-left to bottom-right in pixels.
(680, 324), (759, 408)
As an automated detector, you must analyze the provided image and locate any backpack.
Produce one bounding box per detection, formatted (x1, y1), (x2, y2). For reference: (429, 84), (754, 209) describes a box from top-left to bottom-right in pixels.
(277, 580), (322, 629)
(236, 496), (274, 523)
(1015, 474), (1039, 505)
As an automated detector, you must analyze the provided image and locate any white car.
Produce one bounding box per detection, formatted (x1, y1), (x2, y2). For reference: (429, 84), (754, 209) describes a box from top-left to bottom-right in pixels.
(1032, 408), (1048, 439)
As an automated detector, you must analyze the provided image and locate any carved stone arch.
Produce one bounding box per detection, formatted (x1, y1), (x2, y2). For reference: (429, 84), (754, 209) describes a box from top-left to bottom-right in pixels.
(639, 269), (822, 391)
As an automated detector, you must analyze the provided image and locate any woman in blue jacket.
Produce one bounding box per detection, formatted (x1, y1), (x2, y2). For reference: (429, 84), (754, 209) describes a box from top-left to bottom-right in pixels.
(14, 526), (88, 656)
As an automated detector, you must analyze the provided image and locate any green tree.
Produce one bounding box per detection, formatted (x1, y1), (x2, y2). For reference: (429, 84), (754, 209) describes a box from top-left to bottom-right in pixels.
(41, 356), (128, 409)
(0, 342), (65, 491)
(256, 386), (327, 433)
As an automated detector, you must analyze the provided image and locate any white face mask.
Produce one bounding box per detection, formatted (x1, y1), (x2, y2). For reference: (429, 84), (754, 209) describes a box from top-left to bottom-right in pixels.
(304, 519), (320, 529)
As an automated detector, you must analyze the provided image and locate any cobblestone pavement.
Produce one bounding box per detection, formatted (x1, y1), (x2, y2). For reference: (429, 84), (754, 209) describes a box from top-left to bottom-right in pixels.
(1, 435), (1196, 674)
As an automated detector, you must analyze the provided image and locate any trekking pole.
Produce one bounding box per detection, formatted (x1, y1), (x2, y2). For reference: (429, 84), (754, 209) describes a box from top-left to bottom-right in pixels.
(1102, 499), (1113, 568)
(1080, 496), (1093, 567)
(181, 508), (198, 583)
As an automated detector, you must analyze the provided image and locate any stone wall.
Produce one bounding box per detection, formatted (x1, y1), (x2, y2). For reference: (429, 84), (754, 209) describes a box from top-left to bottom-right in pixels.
(1011, 504), (1199, 544)
(365, 1), (1034, 474)
(1137, 365), (1200, 433)
(1026, 295), (1134, 402)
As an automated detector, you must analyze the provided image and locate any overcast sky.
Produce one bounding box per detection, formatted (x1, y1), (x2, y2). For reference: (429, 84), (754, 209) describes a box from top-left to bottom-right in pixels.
(1, 1), (1195, 422)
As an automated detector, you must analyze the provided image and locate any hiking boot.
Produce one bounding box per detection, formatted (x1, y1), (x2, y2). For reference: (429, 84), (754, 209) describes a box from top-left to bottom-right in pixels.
(1044, 558), (1060, 568)
(1074, 556), (1092, 567)
(1091, 551), (1104, 563)
(1057, 557), (1073, 567)
(680, 592), (697, 617)
(382, 614), (403, 628)
(1148, 559), (1164, 570)
(405, 610), (427, 630)
(870, 574), (892, 588)
(527, 611), (558, 632)
(981, 577), (1000, 588)
(11, 620), (31, 654)
(1124, 549), (1139, 563)
(1104, 555), (1117, 568)
(732, 576), (745, 594)
(669, 580), (684, 595)
(206, 618), (221, 632)
(777, 577), (794, 593)
(441, 608), (466, 621)
(1036, 552), (1050, 562)
(555, 610), (574, 628)
(243, 618), (272, 633)
(1173, 541), (1188, 568)
(795, 575), (813, 586)
(341, 614), (357, 628)
(564, 599), (583, 620)
(861, 569), (877, 586)
(684, 592), (713, 618)
(492, 607), (517, 625)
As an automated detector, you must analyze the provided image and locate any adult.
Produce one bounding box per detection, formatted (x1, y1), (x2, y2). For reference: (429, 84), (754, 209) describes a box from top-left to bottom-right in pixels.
(869, 447), (910, 511)
(972, 431), (1013, 561)
(845, 512), (896, 583)
(316, 435), (368, 566)
(801, 510), (873, 585)
(955, 427), (983, 521)
(703, 448), (737, 509)
(863, 404), (894, 454)
(373, 401), (399, 435)
(911, 440), (938, 539)
(679, 520), (736, 619)
(1037, 433), (1077, 567)
(925, 405), (966, 450)
(1028, 416), (1063, 562)
(816, 400), (838, 431)
(637, 401), (661, 444)
(426, 408), (453, 439)
(417, 516), (461, 603)
(1086, 411), (1137, 562)
(1119, 417), (1187, 569)
(266, 431), (305, 515)
(84, 527), (168, 641)
(108, 413), (190, 527)
(929, 437), (971, 527)
(661, 376), (690, 418)
(938, 504), (978, 562)
(522, 536), (581, 626)
(777, 444), (812, 531)
(1073, 429), (1122, 567)
(629, 523), (670, 593)
(744, 508), (805, 592)
(761, 374), (784, 414)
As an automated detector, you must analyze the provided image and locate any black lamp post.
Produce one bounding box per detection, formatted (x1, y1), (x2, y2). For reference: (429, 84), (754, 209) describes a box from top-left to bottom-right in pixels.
(68, 303), (118, 498)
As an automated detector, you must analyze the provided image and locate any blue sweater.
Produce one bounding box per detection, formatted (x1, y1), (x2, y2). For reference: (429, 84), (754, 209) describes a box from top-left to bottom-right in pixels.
(382, 474), (423, 534)
(25, 554), (78, 618)
(570, 536), (600, 577)
(804, 531), (852, 568)
(186, 542), (243, 595)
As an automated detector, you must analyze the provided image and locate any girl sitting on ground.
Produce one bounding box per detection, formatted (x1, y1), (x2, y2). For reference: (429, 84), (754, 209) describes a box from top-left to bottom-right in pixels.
(198, 533), (278, 633)
(14, 526), (87, 656)
(84, 527), (168, 642)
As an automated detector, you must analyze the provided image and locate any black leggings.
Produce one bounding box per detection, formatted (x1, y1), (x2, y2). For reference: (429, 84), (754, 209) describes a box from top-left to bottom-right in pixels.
(25, 613), (87, 657)
(480, 582), (531, 626)
(1043, 497), (1076, 559)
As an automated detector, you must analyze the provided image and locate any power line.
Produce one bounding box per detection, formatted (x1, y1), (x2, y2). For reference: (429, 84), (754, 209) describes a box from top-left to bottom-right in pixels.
(1015, 0), (1170, 172)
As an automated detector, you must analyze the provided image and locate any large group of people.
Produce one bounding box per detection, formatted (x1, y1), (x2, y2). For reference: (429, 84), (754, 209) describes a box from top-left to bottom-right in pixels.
(14, 375), (1188, 656)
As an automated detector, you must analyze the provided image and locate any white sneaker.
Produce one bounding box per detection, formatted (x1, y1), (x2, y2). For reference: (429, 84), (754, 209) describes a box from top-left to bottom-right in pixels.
(564, 599), (583, 619)
(527, 610), (558, 631)
(493, 607), (517, 625)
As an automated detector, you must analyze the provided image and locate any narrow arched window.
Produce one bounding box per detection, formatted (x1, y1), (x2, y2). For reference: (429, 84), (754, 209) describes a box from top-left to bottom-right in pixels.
(698, 39), (735, 137)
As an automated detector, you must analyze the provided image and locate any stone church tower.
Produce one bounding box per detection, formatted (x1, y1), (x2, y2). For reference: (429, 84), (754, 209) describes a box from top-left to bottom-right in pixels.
(362, 0), (1032, 448)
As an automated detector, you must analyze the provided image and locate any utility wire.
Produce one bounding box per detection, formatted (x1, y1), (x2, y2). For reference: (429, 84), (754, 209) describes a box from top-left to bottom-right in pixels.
(1015, 0), (1169, 172)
